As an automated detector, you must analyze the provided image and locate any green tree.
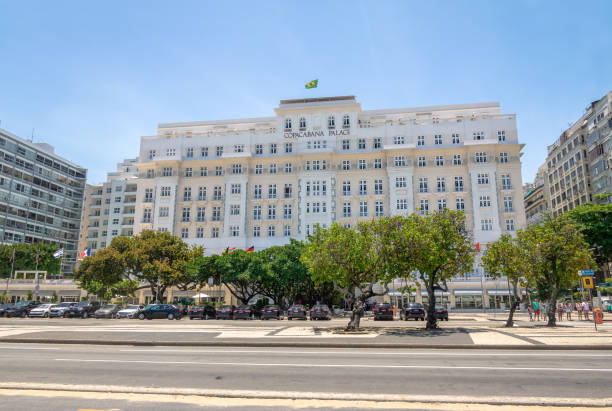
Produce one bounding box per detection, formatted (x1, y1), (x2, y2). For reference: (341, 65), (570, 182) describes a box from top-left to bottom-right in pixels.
(522, 216), (595, 326)
(0, 243), (61, 278)
(568, 202), (612, 280)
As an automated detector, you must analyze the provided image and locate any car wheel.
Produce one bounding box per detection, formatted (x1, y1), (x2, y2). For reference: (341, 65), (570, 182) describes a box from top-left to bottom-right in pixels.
(21, 311), (27, 318)
(138, 313), (145, 320)
(82, 312), (88, 319)
(167, 313), (175, 320)
(43, 313), (48, 318)
(204, 314), (209, 320)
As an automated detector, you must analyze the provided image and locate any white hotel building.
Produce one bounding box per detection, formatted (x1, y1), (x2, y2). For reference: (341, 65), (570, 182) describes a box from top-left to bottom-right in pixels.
(130, 96), (526, 309)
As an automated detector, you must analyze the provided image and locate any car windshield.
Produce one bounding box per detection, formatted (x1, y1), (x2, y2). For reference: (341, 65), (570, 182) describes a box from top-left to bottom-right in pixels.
(126, 305), (140, 310)
(102, 305), (115, 309)
(291, 305), (304, 308)
(58, 302), (72, 307)
(220, 305), (233, 309)
(409, 303), (423, 308)
(77, 301), (89, 306)
(237, 306), (251, 309)
(38, 304), (52, 309)
(16, 301), (29, 307)
(314, 305), (328, 309)
(435, 305), (446, 309)
(264, 305), (279, 309)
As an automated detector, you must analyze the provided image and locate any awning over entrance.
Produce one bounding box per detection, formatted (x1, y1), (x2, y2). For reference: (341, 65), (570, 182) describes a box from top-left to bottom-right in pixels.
(487, 289), (513, 296)
(454, 289), (484, 296)
(421, 290), (450, 296)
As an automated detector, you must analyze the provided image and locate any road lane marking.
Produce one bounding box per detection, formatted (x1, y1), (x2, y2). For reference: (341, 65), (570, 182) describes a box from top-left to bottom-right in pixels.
(0, 346), (60, 350)
(53, 358), (612, 372)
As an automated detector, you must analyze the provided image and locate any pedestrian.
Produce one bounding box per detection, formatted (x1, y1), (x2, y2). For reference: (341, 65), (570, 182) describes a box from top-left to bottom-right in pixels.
(542, 302), (548, 322)
(533, 300), (540, 321)
(557, 303), (564, 322)
(583, 301), (590, 321)
(576, 301), (583, 320)
(527, 304), (534, 321)
(565, 302), (572, 321)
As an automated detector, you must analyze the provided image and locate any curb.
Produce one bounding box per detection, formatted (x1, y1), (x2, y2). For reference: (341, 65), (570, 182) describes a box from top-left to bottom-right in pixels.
(2, 337), (612, 350)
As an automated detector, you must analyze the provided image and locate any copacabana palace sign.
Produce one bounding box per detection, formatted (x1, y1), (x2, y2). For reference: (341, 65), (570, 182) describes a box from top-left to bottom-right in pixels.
(283, 129), (350, 139)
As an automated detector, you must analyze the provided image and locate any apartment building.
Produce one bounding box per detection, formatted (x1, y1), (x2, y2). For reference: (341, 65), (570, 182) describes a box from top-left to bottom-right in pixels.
(524, 165), (550, 225)
(0, 128), (87, 275)
(587, 91), (612, 203)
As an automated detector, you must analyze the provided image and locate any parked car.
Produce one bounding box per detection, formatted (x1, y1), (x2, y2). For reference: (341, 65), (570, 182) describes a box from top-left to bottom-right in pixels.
(0, 303), (13, 317)
(309, 304), (331, 320)
(433, 305), (449, 321)
(116, 304), (143, 319)
(188, 305), (216, 320)
(136, 304), (182, 320)
(373, 303), (395, 321)
(28, 304), (57, 318)
(400, 303), (426, 321)
(48, 302), (78, 318)
(215, 305), (235, 320)
(287, 305), (307, 320)
(261, 305), (284, 320)
(233, 305), (260, 320)
(94, 304), (122, 319)
(64, 301), (101, 318)
(5, 300), (41, 318)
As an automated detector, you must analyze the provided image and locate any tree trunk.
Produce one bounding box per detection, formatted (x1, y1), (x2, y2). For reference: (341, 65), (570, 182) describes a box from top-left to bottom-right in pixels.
(547, 286), (559, 327)
(425, 284), (438, 330)
(346, 293), (363, 331)
(505, 280), (519, 327)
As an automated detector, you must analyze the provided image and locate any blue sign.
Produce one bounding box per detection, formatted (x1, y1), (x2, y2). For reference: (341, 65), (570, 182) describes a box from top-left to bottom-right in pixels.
(579, 270), (595, 276)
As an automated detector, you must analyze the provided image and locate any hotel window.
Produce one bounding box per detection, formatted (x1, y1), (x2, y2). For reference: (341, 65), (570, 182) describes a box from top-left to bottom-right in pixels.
(284, 184), (292, 198)
(197, 207), (205, 222)
(230, 184), (241, 195)
(394, 156), (406, 167)
(268, 226), (276, 237)
(358, 139), (366, 149)
(255, 144), (263, 155)
(198, 187), (206, 201)
(473, 131), (485, 140)
(419, 199), (429, 215)
(268, 184), (277, 199)
(312, 181), (321, 196)
(269, 164), (277, 174)
(201, 147), (208, 157)
(342, 160), (350, 170)
(452, 133), (461, 144)
(375, 201), (384, 217)
(230, 226), (239, 237)
(373, 138), (382, 149)
(253, 185), (262, 199)
(284, 225), (291, 237)
(454, 176), (464, 192)
(328, 115), (335, 129)
(182, 207), (191, 222)
(342, 181), (351, 196)
(477, 173), (489, 185)
(146, 169), (154, 178)
(397, 199), (408, 210)
(112, 218), (119, 225)
(434, 134), (443, 145)
(505, 219), (515, 231)
(166, 148), (176, 157)
(231, 164), (242, 174)
(186, 147), (194, 158)
(233, 144), (244, 153)
(284, 163), (293, 173)
(479, 196), (491, 207)
(216, 146), (223, 156)
(200, 167), (207, 176)
(215, 166), (223, 176)
(456, 198), (465, 211)
(185, 168), (193, 177)
(283, 204), (292, 219)
(212, 227), (219, 238)
(374, 179), (383, 195)
(253, 226), (261, 237)
(453, 154), (462, 165)
(159, 207), (169, 217)
(481, 219), (493, 231)
(435, 155), (444, 166)
(418, 156), (426, 167)
(475, 152), (487, 163)
(497, 131), (506, 142)
(419, 178), (428, 193)
(160, 186), (171, 197)
(504, 196), (514, 212)
(144, 188), (153, 202)
(230, 204), (240, 215)
(438, 199), (446, 211)
(162, 167), (172, 177)
(417, 135), (425, 146)
(358, 159), (366, 170)
(342, 139), (350, 150)
(269, 143), (277, 154)
(183, 187), (192, 201)
(142, 208), (152, 223)
(359, 180), (367, 195)
(196, 227), (204, 238)
(343, 114), (350, 128)
(112, 230), (119, 236)
(501, 174), (512, 190)
(393, 136), (405, 145)
(285, 142), (293, 153)
(285, 118), (292, 131)
(255, 164), (263, 174)
(437, 177), (446, 192)
(396, 177), (407, 188)
(359, 201), (368, 217)
(253, 205), (262, 220)
(213, 186), (222, 200)
(148, 150), (156, 160)
(299, 117), (307, 130)
(499, 152), (508, 163)
(343, 202), (352, 218)
(374, 159), (382, 169)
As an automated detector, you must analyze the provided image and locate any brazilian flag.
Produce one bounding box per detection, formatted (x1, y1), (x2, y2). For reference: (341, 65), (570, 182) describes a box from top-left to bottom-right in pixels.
(305, 79), (318, 89)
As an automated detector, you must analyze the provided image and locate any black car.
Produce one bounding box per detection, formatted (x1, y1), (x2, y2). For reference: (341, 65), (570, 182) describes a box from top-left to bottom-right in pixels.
(309, 304), (331, 320)
(287, 305), (307, 320)
(433, 305), (449, 321)
(233, 305), (260, 320)
(4, 300), (41, 318)
(261, 305), (284, 320)
(0, 303), (15, 317)
(188, 305), (216, 320)
(136, 304), (182, 320)
(64, 301), (101, 318)
(215, 305), (235, 320)
(401, 303), (426, 321)
(373, 303), (394, 321)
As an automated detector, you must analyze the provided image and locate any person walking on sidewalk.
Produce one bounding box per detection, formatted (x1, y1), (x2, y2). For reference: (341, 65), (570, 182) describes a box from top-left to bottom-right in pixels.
(557, 303), (564, 322)
(565, 302), (572, 321)
(527, 304), (534, 321)
(533, 300), (541, 321)
(542, 302), (548, 322)
(576, 301), (583, 320)
(583, 301), (590, 321)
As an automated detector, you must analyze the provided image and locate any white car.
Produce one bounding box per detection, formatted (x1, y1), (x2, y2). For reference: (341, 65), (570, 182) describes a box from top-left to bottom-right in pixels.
(116, 304), (143, 319)
(28, 304), (57, 318)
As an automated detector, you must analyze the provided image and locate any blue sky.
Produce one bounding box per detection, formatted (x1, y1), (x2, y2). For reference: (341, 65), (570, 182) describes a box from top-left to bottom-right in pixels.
(0, 0), (610, 184)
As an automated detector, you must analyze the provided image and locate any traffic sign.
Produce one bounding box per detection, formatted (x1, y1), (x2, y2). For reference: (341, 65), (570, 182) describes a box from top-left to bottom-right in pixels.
(582, 276), (594, 289)
(579, 270), (595, 276)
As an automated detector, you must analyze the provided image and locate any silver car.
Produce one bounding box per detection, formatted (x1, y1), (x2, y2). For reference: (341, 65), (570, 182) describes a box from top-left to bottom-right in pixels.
(48, 302), (77, 318)
(28, 304), (57, 318)
(116, 305), (143, 319)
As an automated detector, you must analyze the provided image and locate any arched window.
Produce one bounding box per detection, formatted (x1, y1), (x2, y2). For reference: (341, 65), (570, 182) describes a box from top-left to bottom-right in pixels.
(284, 118), (292, 131)
(299, 117), (307, 130)
(343, 115), (350, 128)
(328, 115), (335, 129)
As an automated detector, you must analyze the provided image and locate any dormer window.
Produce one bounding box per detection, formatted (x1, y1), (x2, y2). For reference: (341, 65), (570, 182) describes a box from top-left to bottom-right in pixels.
(328, 115), (335, 129)
(299, 117), (307, 131)
(343, 115), (350, 128)
(284, 118), (292, 131)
